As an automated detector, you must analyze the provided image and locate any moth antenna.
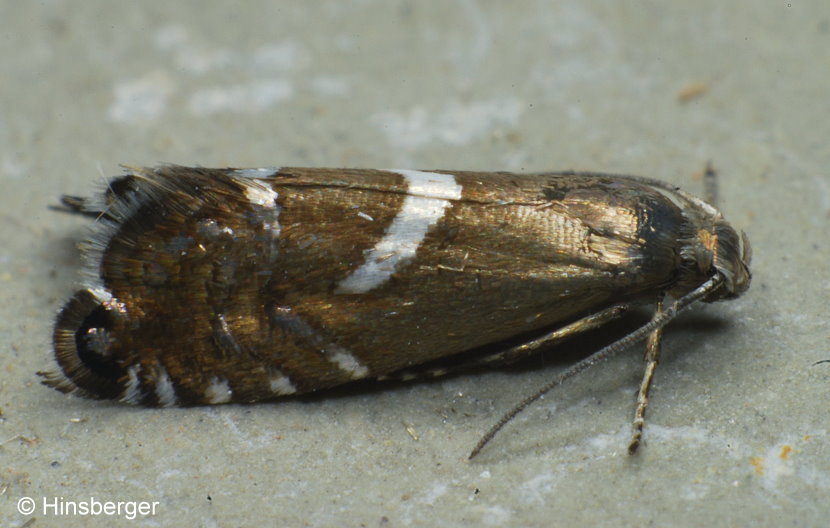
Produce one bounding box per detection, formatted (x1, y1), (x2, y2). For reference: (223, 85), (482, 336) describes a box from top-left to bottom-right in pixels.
(703, 161), (718, 207)
(468, 275), (724, 460)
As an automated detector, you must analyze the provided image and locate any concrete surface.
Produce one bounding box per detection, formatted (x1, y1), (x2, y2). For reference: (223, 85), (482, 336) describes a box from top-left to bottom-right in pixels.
(2, 1), (829, 526)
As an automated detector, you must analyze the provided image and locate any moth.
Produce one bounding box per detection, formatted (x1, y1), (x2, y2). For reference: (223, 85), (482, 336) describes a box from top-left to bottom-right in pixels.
(40, 165), (751, 456)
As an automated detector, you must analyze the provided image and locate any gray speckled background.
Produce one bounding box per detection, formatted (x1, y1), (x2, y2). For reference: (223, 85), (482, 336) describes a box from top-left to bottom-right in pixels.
(2, 2), (829, 527)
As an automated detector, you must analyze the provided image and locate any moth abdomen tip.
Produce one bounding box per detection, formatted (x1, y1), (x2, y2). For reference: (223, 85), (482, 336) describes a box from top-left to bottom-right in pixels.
(49, 289), (127, 401)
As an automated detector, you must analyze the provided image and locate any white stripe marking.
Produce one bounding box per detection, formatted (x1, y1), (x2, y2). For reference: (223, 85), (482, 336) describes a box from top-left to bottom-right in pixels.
(239, 178), (279, 209)
(154, 365), (178, 407)
(336, 170), (462, 294)
(268, 305), (368, 379)
(268, 372), (298, 395)
(236, 176), (282, 262)
(121, 365), (143, 404)
(205, 377), (233, 404)
(329, 350), (370, 379)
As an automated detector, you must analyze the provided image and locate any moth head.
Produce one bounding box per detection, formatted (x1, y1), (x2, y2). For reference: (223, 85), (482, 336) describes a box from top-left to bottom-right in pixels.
(711, 221), (752, 299)
(693, 220), (752, 302)
(41, 288), (129, 400)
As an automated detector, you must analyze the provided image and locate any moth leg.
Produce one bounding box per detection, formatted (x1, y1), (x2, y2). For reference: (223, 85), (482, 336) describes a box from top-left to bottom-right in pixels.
(627, 162), (713, 453)
(628, 297), (664, 455)
(494, 303), (630, 363)
(379, 303), (630, 382)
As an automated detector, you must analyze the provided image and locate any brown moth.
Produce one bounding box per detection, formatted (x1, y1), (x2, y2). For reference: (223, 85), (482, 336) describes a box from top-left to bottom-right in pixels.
(40, 166), (751, 456)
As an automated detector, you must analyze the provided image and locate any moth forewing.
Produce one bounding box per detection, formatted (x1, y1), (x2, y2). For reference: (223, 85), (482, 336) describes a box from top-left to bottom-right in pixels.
(41, 165), (750, 456)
